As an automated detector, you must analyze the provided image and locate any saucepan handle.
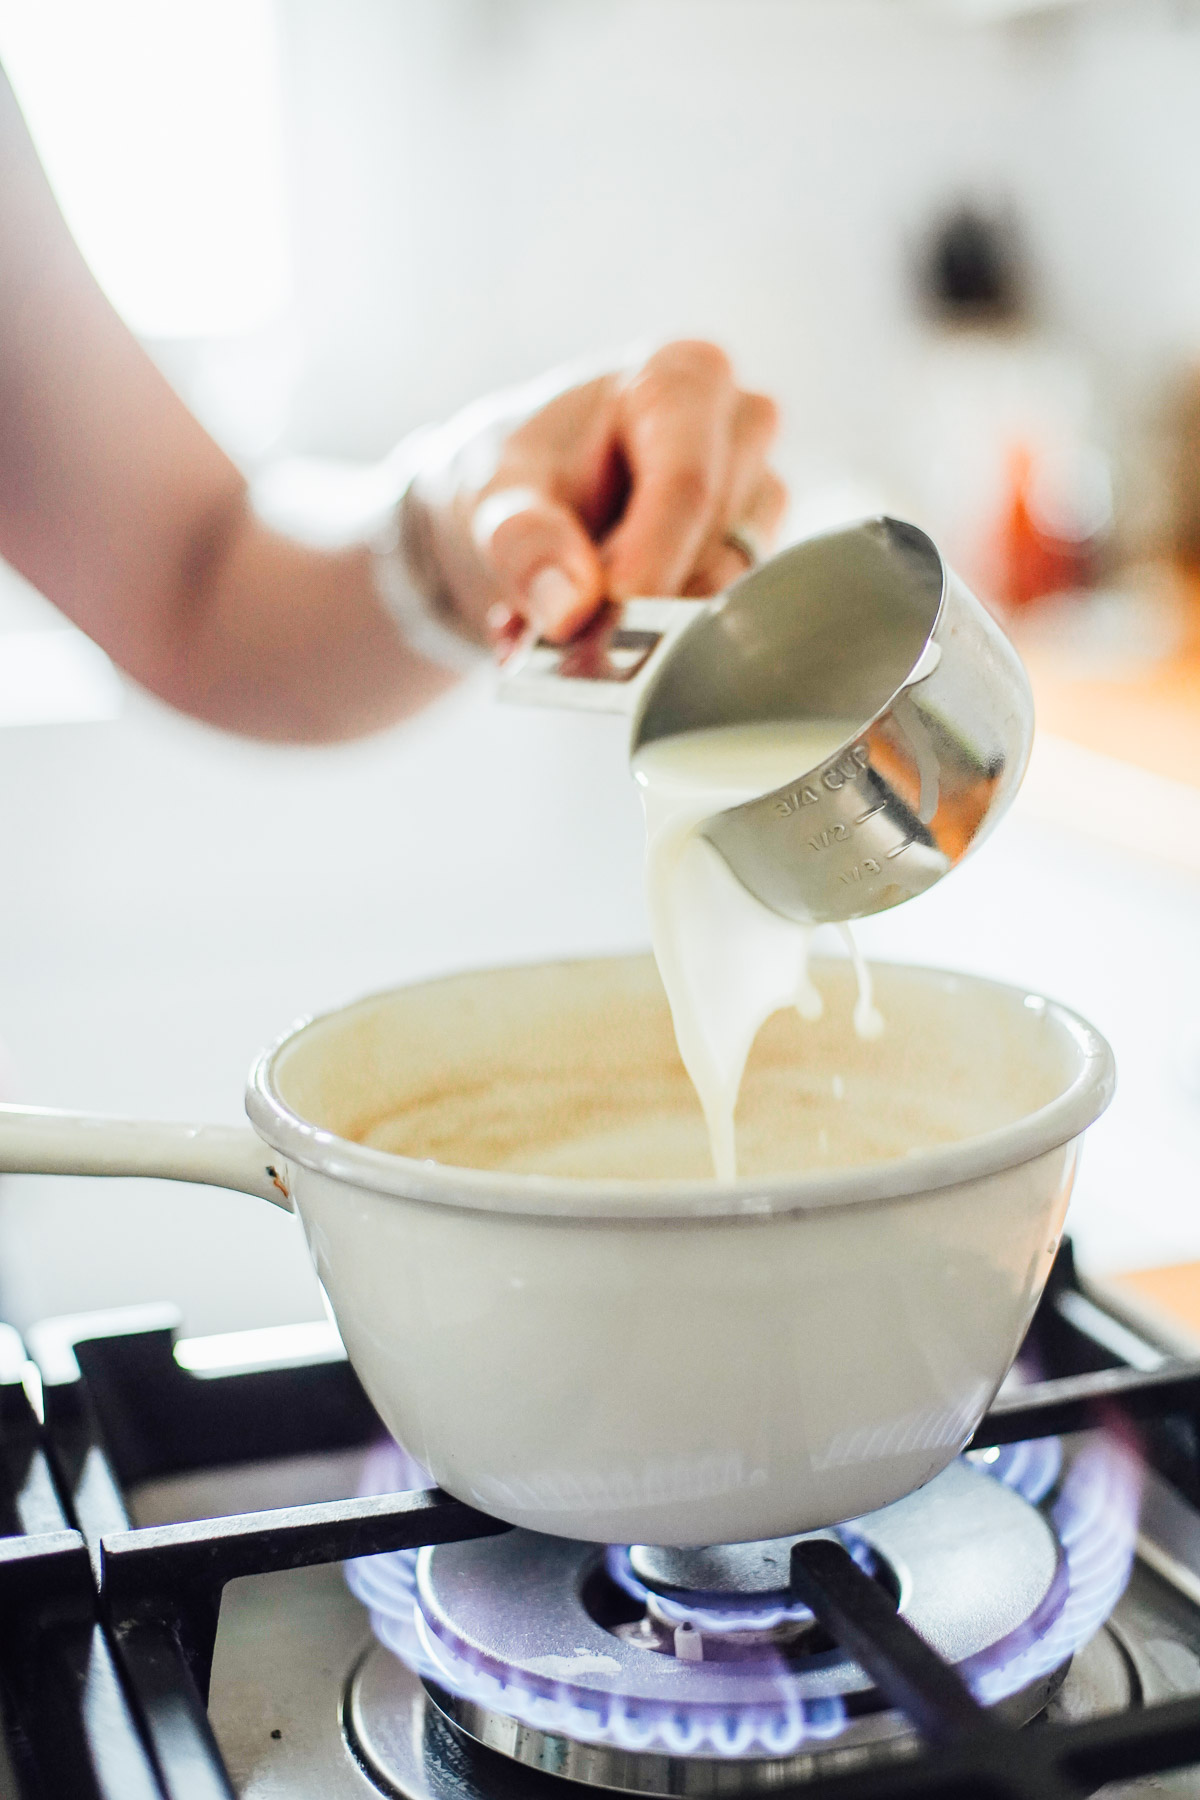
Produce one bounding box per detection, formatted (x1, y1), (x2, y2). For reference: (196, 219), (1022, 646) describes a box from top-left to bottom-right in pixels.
(0, 1105), (292, 1209)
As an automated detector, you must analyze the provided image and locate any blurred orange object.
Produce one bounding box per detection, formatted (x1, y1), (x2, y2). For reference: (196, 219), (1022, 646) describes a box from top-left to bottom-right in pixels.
(991, 444), (1097, 609)
(1109, 1263), (1200, 1346)
(1022, 564), (1200, 788)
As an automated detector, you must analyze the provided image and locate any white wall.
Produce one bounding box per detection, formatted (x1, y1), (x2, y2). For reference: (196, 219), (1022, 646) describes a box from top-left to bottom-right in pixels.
(267, 0), (1200, 492)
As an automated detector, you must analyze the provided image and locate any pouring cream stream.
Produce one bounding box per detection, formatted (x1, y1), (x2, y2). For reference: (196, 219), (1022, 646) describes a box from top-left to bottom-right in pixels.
(633, 721), (884, 1180)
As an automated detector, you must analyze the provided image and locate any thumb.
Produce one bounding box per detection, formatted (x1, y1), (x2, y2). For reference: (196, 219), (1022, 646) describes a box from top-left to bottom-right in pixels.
(472, 486), (606, 643)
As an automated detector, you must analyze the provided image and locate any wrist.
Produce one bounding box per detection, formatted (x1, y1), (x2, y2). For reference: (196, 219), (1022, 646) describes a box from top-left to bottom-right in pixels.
(369, 441), (491, 677)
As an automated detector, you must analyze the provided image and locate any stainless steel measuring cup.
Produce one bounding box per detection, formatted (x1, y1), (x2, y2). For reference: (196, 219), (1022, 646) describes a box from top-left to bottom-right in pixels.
(500, 516), (1034, 924)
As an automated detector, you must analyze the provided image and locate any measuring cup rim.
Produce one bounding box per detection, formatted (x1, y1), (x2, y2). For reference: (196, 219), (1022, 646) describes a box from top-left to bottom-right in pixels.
(629, 515), (948, 804)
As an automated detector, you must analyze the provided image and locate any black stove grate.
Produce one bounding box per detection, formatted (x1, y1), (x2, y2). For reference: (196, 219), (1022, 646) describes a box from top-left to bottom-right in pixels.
(4, 1244), (1200, 1798)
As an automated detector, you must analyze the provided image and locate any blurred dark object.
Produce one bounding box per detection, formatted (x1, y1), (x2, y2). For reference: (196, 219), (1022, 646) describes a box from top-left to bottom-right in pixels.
(919, 205), (1025, 324)
(1171, 370), (1200, 575)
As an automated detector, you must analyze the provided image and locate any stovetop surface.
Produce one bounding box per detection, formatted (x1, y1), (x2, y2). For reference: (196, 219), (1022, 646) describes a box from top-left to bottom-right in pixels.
(138, 1457), (1200, 1799)
(9, 1245), (1200, 1799)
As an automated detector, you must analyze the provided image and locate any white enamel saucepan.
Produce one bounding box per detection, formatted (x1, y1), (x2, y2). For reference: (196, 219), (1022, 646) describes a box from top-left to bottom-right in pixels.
(0, 955), (1113, 1547)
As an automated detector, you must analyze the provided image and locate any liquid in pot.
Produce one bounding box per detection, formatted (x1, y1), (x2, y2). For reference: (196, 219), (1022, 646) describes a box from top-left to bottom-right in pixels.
(325, 958), (1071, 1184)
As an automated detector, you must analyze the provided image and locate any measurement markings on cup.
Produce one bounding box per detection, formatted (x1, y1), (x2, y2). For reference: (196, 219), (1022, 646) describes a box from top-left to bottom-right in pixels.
(821, 745), (871, 791)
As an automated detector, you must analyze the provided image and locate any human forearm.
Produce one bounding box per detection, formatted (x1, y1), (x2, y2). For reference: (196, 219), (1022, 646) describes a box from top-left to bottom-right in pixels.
(0, 67), (456, 741)
(147, 500), (456, 742)
(1, 66), (787, 748)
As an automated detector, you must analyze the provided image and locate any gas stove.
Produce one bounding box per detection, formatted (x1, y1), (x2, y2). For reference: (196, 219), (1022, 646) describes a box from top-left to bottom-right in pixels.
(6, 1245), (1200, 1799)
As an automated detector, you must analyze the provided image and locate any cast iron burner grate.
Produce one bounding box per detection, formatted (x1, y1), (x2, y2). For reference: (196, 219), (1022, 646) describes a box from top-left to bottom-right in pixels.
(4, 1243), (1200, 1797)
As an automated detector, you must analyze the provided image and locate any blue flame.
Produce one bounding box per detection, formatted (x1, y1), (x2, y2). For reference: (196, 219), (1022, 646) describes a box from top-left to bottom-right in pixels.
(968, 1435), (1063, 1505)
(603, 1534), (879, 1634)
(346, 1433), (1138, 1759)
(967, 1436), (1140, 1706)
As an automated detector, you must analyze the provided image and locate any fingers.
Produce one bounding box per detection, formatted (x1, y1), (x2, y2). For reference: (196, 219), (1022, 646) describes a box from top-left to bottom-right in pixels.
(472, 485), (607, 643)
(446, 341), (785, 653)
(682, 389), (784, 595)
(604, 347), (785, 600)
(603, 341), (740, 599)
(684, 458), (789, 597)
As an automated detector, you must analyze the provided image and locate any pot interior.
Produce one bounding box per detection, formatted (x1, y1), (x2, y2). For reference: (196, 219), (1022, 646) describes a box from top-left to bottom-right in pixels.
(267, 955), (1084, 1183)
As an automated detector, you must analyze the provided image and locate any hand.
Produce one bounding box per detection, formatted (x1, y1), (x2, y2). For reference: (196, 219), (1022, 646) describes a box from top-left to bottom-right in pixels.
(407, 341), (786, 648)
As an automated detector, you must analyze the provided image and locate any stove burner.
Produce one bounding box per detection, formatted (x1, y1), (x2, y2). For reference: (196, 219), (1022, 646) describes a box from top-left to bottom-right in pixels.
(347, 1432), (1137, 1791)
(343, 1626), (1136, 1800)
(608, 1533), (885, 1636)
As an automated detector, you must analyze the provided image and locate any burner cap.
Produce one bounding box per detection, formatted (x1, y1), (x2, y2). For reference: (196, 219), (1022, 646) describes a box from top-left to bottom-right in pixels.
(414, 1461), (1059, 1711)
(627, 1536), (836, 1598)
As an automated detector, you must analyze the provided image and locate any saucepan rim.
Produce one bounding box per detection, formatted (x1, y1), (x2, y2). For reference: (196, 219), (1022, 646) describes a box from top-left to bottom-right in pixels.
(243, 954), (1116, 1222)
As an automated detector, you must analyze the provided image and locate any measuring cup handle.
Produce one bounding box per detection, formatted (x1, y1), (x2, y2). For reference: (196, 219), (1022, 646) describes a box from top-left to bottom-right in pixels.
(498, 597), (711, 712)
(0, 1105), (292, 1209)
